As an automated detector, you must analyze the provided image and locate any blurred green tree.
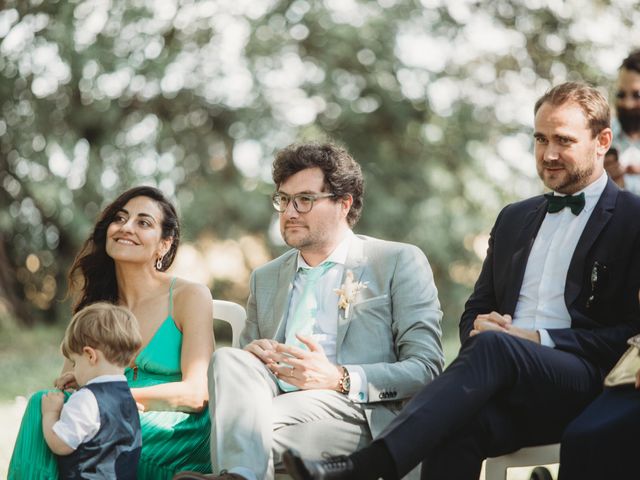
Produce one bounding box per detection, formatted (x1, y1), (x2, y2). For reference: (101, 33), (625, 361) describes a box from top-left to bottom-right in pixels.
(0, 0), (638, 351)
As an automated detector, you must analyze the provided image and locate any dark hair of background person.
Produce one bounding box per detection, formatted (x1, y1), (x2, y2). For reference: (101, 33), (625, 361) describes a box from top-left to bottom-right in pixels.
(534, 81), (611, 137)
(272, 143), (364, 227)
(67, 186), (180, 313)
(621, 49), (640, 74)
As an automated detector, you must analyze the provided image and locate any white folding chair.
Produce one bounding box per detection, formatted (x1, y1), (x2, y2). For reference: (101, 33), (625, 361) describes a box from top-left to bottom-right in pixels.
(212, 299), (246, 347)
(211, 299), (292, 478)
(485, 443), (559, 480)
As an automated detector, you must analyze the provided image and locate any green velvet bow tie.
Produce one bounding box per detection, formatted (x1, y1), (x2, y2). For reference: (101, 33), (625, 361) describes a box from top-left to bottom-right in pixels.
(544, 192), (585, 215)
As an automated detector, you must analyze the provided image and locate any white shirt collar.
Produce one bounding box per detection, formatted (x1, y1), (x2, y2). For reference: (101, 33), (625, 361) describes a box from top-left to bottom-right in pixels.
(86, 374), (127, 385)
(296, 230), (355, 269)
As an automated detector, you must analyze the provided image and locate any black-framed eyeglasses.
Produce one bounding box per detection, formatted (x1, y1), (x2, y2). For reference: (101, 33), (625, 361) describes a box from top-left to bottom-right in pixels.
(616, 90), (640, 100)
(271, 192), (336, 213)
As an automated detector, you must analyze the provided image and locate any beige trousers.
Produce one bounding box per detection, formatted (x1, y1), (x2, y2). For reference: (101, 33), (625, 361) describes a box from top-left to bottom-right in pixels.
(208, 347), (373, 480)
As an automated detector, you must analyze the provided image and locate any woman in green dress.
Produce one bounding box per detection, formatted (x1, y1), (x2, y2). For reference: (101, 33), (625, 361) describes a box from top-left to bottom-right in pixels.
(9, 186), (214, 479)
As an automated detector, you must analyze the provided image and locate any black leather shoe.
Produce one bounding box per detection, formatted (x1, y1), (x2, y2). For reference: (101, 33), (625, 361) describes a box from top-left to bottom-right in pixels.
(283, 449), (356, 479)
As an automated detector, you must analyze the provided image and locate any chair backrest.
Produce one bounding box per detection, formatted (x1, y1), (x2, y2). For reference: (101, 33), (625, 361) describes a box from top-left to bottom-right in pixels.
(212, 299), (247, 348)
(484, 443), (560, 480)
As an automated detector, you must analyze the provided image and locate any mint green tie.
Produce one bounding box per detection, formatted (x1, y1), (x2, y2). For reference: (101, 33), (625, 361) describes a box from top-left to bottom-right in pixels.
(278, 261), (335, 392)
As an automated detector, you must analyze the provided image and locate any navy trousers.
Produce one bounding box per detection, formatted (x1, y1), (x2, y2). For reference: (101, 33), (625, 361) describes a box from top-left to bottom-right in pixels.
(559, 386), (640, 480)
(378, 331), (603, 479)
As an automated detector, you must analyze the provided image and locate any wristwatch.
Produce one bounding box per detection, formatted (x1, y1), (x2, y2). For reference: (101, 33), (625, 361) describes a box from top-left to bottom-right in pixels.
(338, 366), (351, 394)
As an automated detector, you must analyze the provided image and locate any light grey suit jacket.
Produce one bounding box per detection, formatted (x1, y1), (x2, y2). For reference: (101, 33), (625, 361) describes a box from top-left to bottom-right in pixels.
(240, 234), (444, 437)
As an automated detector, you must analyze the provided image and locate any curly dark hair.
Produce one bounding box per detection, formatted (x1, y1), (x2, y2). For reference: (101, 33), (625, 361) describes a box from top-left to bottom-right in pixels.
(68, 186), (180, 313)
(272, 143), (364, 227)
(621, 50), (640, 74)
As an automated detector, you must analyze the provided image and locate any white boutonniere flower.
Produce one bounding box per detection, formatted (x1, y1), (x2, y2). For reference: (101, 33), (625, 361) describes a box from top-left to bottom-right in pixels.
(334, 270), (368, 319)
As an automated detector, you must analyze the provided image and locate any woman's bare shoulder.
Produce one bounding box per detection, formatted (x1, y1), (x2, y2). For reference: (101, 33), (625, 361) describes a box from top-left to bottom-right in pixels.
(171, 278), (213, 325)
(172, 278), (211, 302)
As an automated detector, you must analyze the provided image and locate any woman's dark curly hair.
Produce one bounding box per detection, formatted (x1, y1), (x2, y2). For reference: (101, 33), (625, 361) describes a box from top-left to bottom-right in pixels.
(68, 186), (180, 313)
(272, 143), (364, 227)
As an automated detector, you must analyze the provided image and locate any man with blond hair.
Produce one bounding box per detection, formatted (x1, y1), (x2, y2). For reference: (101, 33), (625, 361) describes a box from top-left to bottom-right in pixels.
(285, 83), (640, 479)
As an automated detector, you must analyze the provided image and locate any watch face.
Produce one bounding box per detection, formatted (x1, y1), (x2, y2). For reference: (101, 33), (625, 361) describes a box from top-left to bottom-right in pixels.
(342, 372), (351, 393)
(343, 377), (351, 392)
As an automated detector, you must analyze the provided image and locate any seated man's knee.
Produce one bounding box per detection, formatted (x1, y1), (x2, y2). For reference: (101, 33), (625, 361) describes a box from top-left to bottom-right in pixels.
(465, 331), (528, 354)
(465, 330), (512, 353)
(212, 346), (250, 371)
(212, 346), (269, 380)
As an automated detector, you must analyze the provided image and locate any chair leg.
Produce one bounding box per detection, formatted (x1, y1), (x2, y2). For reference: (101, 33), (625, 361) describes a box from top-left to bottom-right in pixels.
(484, 458), (508, 480)
(529, 466), (553, 480)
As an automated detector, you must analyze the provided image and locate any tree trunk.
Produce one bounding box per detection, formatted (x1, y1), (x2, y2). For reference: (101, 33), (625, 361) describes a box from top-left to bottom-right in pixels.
(0, 233), (32, 326)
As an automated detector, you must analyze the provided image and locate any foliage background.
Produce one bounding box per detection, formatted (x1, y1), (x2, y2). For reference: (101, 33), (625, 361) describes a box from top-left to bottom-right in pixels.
(1, 0), (639, 368)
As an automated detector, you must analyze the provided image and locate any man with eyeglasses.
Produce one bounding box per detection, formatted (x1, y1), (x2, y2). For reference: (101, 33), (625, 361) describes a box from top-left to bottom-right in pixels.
(604, 50), (640, 193)
(174, 143), (444, 480)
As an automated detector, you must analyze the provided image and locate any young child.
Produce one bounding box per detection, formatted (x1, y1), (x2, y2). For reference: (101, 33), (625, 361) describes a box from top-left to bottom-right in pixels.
(41, 302), (143, 479)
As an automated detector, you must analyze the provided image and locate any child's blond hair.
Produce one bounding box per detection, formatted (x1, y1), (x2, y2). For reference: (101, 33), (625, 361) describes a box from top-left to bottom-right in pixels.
(61, 302), (142, 367)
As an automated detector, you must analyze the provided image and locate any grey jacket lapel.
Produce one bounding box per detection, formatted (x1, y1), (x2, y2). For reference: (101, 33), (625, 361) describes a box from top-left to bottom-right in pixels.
(272, 253), (298, 342)
(336, 236), (366, 349)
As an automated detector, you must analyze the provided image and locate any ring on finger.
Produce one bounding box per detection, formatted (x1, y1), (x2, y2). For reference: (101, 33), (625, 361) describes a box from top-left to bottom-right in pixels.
(290, 367), (295, 377)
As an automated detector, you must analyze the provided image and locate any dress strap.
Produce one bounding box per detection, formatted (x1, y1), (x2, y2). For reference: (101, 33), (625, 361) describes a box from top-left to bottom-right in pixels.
(168, 277), (177, 317)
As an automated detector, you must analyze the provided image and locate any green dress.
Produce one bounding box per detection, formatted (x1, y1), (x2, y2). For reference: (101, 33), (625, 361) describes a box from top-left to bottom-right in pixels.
(8, 280), (212, 479)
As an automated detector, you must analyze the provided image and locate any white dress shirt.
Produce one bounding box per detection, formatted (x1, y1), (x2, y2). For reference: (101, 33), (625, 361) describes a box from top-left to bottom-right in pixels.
(513, 172), (608, 347)
(288, 230), (368, 401)
(52, 374), (127, 449)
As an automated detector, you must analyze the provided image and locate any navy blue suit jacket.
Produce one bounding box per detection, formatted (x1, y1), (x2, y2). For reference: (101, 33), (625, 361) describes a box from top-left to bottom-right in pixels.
(460, 179), (640, 374)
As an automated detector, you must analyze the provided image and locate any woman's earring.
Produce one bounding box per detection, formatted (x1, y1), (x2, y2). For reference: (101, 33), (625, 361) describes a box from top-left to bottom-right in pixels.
(156, 257), (163, 270)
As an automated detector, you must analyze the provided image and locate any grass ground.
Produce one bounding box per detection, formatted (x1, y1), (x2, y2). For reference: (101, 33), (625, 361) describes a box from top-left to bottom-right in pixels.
(0, 323), (67, 402)
(0, 323), (66, 478)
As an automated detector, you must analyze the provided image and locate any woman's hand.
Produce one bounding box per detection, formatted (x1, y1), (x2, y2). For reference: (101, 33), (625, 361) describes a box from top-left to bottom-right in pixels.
(54, 372), (78, 391)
